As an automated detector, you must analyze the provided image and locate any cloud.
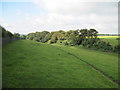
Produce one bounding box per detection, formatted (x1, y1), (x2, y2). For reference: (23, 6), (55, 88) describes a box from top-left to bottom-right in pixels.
(0, 0), (118, 34)
(31, 0), (118, 34)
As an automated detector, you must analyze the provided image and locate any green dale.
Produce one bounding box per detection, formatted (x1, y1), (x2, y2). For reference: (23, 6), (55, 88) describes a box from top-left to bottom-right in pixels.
(3, 40), (118, 88)
(1, 1), (119, 89)
(2, 26), (119, 88)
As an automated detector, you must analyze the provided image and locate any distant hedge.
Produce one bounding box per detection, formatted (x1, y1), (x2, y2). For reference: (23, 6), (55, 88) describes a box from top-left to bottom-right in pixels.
(1, 25), (20, 46)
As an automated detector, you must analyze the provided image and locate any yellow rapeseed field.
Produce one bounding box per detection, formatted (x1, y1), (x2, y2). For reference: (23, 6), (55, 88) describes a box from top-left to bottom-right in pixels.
(98, 36), (120, 38)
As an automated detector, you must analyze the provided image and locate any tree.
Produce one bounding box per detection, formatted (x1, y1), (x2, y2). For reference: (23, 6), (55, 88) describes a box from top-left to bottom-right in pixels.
(20, 35), (26, 39)
(43, 33), (52, 42)
(27, 33), (36, 40)
(39, 31), (50, 42)
(89, 29), (98, 38)
(114, 44), (120, 54)
(13, 33), (20, 38)
(79, 29), (88, 39)
(70, 37), (83, 46)
(57, 30), (66, 40)
(82, 38), (98, 48)
(51, 32), (58, 43)
(1, 26), (13, 38)
(87, 30), (91, 38)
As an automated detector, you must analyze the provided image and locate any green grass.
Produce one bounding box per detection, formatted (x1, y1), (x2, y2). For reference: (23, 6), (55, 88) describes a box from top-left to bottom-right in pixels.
(100, 38), (119, 46)
(54, 44), (118, 81)
(3, 40), (118, 88)
(0, 45), (2, 89)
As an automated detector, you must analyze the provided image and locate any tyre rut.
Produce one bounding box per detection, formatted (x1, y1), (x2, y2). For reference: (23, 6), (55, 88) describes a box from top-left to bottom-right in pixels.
(55, 45), (119, 86)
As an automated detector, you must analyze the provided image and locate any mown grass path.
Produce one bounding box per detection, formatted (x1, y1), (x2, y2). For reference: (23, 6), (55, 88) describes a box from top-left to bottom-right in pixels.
(3, 40), (118, 88)
(53, 44), (118, 82)
(53, 46), (119, 85)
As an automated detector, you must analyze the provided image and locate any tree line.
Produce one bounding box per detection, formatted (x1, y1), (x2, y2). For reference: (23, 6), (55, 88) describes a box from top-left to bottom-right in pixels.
(1, 25), (21, 39)
(27, 29), (98, 44)
(27, 29), (120, 54)
(1, 25), (21, 45)
(1, 25), (119, 54)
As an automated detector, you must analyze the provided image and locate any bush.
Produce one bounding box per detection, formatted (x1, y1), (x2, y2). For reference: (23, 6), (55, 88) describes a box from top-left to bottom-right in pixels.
(62, 40), (68, 45)
(57, 40), (63, 45)
(113, 44), (120, 54)
(49, 39), (57, 44)
(116, 38), (120, 40)
(82, 38), (99, 48)
(70, 37), (83, 46)
(82, 38), (113, 52)
(33, 37), (40, 42)
(43, 34), (51, 42)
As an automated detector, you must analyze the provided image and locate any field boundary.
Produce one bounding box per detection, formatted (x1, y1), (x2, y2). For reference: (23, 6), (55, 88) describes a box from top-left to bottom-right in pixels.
(54, 45), (119, 86)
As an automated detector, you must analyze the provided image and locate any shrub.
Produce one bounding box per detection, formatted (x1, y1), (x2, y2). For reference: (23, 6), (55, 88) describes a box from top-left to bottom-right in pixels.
(116, 38), (120, 40)
(70, 37), (83, 46)
(57, 40), (63, 45)
(62, 40), (68, 45)
(82, 38), (113, 52)
(48, 39), (57, 44)
(33, 37), (40, 42)
(82, 38), (99, 47)
(113, 44), (120, 54)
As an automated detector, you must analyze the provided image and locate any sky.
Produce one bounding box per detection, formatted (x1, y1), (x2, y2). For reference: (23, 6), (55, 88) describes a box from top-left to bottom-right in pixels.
(0, 0), (119, 34)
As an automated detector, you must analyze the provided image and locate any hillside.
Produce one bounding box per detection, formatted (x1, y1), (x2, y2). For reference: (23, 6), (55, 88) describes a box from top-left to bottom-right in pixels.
(3, 40), (118, 88)
(100, 38), (119, 46)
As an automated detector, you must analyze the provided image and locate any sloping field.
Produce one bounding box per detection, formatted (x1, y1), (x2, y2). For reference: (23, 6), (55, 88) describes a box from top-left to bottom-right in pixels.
(98, 36), (119, 46)
(54, 45), (118, 81)
(3, 40), (118, 88)
(100, 38), (119, 46)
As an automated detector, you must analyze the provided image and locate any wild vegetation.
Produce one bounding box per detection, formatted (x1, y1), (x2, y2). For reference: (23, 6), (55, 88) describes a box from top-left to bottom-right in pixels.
(1, 25), (21, 45)
(27, 29), (120, 54)
(1, 25), (25, 45)
(2, 25), (119, 54)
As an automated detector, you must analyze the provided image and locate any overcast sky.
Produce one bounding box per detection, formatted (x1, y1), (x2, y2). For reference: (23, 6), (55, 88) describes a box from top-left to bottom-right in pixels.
(0, 0), (119, 34)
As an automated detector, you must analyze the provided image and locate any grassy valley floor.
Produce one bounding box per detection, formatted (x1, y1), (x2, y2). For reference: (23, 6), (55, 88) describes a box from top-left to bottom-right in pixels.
(3, 40), (118, 88)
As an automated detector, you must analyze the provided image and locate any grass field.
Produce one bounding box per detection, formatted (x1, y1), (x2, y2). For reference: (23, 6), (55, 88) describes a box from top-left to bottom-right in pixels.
(100, 38), (119, 46)
(0, 45), (2, 89)
(97, 36), (119, 46)
(3, 40), (118, 88)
